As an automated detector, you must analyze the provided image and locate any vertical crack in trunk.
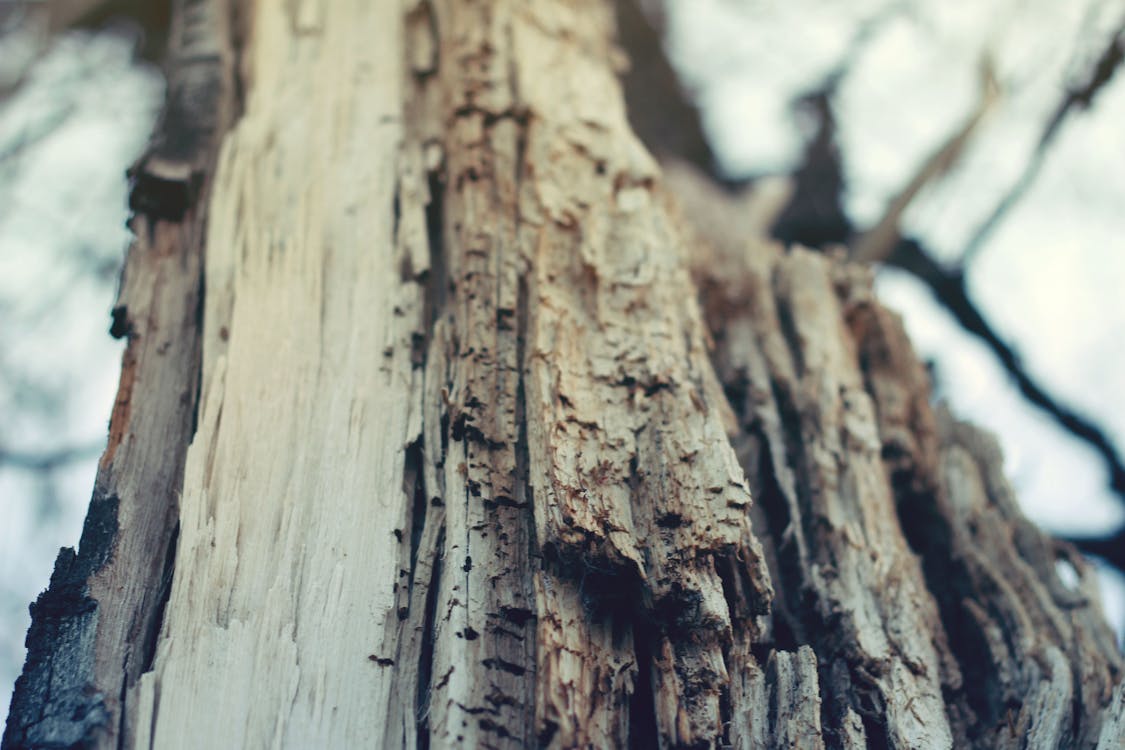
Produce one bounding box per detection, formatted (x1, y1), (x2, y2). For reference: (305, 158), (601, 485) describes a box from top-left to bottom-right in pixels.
(404, 439), (428, 597)
(416, 526), (445, 750)
(627, 625), (660, 750)
(424, 166), (447, 343)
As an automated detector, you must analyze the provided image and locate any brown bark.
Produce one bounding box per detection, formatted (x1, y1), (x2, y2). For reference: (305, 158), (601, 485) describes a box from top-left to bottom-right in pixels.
(3, 0), (239, 746)
(668, 162), (1123, 747)
(5, 1), (1122, 749)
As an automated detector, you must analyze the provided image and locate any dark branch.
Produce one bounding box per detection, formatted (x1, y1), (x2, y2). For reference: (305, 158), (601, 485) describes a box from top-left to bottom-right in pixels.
(959, 22), (1125, 265)
(886, 238), (1125, 501)
(771, 90), (852, 248)
(616, 0), (716, 175)
(771, 4), (903, 246)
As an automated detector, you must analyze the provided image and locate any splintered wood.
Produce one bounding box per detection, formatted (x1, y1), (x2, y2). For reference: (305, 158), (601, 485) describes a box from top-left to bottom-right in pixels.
(132, 1), (423, 746)
(130, 1), (775, 746)
(11, 0), (1121, 749)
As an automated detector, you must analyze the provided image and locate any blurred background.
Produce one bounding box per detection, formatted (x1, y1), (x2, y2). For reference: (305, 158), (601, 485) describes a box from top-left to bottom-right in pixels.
(1, 0), (1123, 712)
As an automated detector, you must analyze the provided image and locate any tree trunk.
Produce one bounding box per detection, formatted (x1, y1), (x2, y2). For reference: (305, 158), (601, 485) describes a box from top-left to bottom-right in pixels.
(4, 1), (1123, 748)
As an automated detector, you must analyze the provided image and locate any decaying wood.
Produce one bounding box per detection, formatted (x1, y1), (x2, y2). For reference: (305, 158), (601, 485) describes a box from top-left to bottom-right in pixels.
(130, 2), (426, 746)
(3, 1), (237, 747)
(668, 161), (1122, 748)
(5, 1), (1122, 749)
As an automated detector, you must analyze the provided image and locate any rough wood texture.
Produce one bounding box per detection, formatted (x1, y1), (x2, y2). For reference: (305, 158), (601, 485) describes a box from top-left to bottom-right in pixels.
(130, 2), (425, 746)
(765, 647), (824, 750)
(6, 1), (1123, 748)
(929, 413), (1123, 748)
(668, 161), (1122, 748)
(2, 1), (237, 747)
(1099, 682), (1125, 749)
(128, 1), (778, 747)
(842, 253), (1123, 748)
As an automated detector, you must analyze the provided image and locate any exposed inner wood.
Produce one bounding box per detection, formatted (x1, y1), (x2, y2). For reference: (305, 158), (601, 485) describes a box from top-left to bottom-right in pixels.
(132, 1), (423, 746)
(4, 1), (1122, 749)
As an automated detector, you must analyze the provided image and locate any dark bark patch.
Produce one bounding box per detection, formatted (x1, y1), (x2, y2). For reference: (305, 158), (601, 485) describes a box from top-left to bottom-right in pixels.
(109, 305), (134, 340)
(483, 495), (528, 510)
(627, 626), (659, 750)
(496, 608), (534, 629)
(2, 492), (120, 749)
(128, 162), (201, 222)
(477, 718), (512, 739)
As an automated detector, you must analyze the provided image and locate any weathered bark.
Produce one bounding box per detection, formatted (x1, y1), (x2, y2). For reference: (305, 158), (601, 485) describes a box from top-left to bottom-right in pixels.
(668, 162), (1123, 748)
(3, 1), (239, 747)
(5, 1), (1122, 749)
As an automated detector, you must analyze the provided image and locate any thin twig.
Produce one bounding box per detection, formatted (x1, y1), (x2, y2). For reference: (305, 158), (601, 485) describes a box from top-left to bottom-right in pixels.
(1061, 526), (1125, 580)
(958, 21), (1125, 266)
(852, 57), (1000, 263)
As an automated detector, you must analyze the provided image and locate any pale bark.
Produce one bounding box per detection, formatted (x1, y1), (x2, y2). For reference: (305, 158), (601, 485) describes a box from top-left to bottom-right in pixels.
(5, 1), (1122, 749)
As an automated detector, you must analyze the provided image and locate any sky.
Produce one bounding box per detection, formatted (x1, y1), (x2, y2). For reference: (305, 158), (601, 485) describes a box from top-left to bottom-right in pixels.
(1, 0), (1123, 713)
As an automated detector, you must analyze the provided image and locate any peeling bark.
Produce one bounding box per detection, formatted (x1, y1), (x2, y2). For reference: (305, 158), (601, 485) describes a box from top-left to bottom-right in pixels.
(3, 1), (238, 747)
(5, 2), (1122, 749)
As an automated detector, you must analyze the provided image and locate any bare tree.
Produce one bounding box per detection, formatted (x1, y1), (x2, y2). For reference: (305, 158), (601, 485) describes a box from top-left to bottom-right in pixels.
(5, 1), (1123, 748)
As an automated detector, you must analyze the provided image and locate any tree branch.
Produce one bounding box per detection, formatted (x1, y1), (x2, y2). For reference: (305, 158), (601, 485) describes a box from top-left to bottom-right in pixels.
(958, 20), (1125, 265)
(885, 237), (1125, 502)
(852, 57), (999, 263)
(770, 5), (904, 246)
(615, 0), (716, 174)
(1061, 525), (1125, 582)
